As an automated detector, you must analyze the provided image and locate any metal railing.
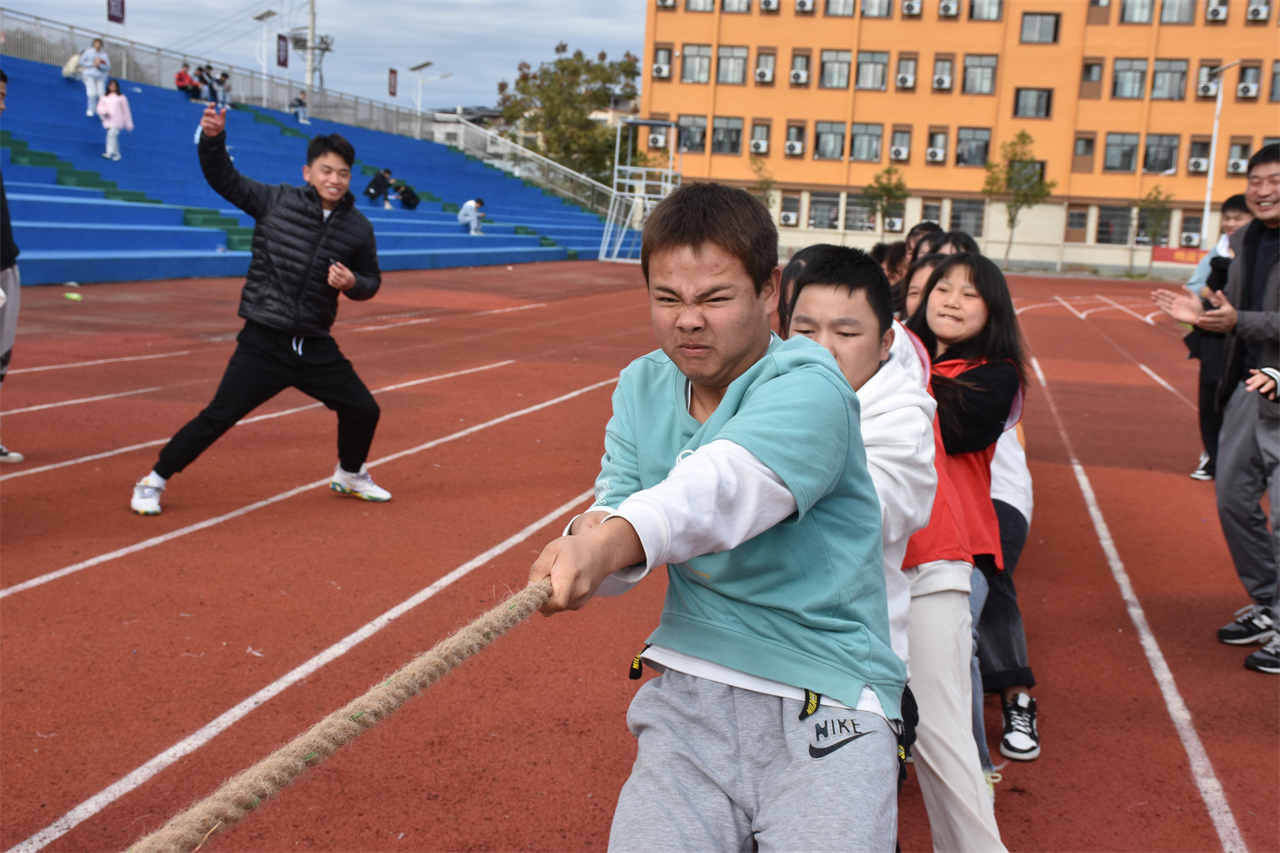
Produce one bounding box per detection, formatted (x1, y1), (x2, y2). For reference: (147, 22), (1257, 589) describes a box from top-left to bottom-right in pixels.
(0, 7), (613, 214)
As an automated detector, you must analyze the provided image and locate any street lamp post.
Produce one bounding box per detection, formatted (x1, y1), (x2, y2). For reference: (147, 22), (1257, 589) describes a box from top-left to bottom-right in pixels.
(1200, 59), (1241, 250)
(410, 60), (432, 140)
(253, 9), (277, 108)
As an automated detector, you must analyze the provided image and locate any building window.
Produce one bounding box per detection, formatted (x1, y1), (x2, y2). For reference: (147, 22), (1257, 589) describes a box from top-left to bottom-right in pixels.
(844, 197), (877, 231)
(1181, 213), (1202, 239)
(1067, 209), (1088, 230)
(1021, 13), (1060, 42)
(681, 45), (712, 84)
(711, 117), (744, 154)
(723, 0), (751, 11)
(1103, 132), (1140, 171)
(1143, 133), (1180, 173)
(891, 128), (911, 152)
(1075, 136), (1095, 156)
(862, 0), (891, 15)
(677, 115), (707, 152)
(897, 56), (918, 85)
(827, 0), (855, 14)
(1263, 137), (1280, 149)
(1228, 141), (1251, 162)
(962, 55), (997, 94)
(786, 125), (806, 145)
(970, 0), (1001, 20)
(781, 195), (801, 226)
(1159, 0), (1193, 22)
(815, 122), (846, 159)
(1240, 65), (1262, 90)
(756, 53), (776, 82)
(1113, 59), (1147, 98)
(956, 127), (991, 165)
(950, 199), (986, 235)
(1189, 139), (1211, 159)
(856, 52), (890, 90)
(928, 129), (948, 158)
(687, 0), (714, 9)
(1271, 61), (1280, 101)
(851, 123), (883, 161)
(1096, 206), (1133, 244)
(1151, 59), (1187, 100)
(717, 46), (749, 85)
(810, 192), (842, 229)
(654, 47), (673, 68)
(1082, 61), (1103, 82)
(934, 57), (955, 88)
(791, 54), (811, 82)
(820, 50), (852, 88)
(1136, 210), (1170, 245)
(1014, 88), (1053, 117)
(751, 123), (770, 147)
(1119, 0), (1153, 22)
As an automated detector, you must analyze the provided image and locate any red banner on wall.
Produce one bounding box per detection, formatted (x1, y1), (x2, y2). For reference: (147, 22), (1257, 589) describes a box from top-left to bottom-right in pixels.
(277, 34), (288, 68)
(107, 0), (125, 24)
(1152, 246), (1206, 265)
(388, 68), (397, 97)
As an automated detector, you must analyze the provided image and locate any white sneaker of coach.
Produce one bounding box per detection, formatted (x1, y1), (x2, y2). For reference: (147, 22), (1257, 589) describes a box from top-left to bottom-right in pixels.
(329, 464), (392, 502)
(130, 473), (165, 515)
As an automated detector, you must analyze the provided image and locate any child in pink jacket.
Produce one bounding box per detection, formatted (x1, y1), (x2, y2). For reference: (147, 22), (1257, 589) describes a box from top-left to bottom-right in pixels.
(96, 79), (133, 161)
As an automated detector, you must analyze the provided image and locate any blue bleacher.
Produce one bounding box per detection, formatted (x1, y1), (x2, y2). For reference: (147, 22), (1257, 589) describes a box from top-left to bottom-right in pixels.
(0, 55), (637, 285)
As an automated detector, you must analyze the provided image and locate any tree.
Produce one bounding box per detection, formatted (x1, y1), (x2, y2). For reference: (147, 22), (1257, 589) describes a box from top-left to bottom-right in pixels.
(982, 130), (1057, 264)
(749, 154), (775, 208)
(497, 43), (640, 184)
(1137, 186), (1174, 275)
(861, 166), (909, 237)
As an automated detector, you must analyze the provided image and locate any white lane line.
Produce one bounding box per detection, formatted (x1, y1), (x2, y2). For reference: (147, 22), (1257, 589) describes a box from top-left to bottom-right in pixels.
(1095, 294), (1156, 325)
(1030, 355), (1247, 853)
(351, 317), (436, 333)
(352, 302), (547, 333)
(1014, 301), (1057, 315)
(472, 303), (547, 317)
(0, 361), (514, 483)
(0, 376), (615, 600)
(0, 386), (167, 416)
(1138, 363), (1196, 409)
(1052, 295), (1088, 320)
(1081, 306), (1121, 317)
(4, 488), (593, 853)
(1144, 310), (1166, 324)
(7, 351), (193, 375)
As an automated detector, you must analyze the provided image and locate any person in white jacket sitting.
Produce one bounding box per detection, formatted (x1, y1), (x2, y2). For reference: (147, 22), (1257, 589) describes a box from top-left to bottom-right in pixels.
(457, 197), (485, 235)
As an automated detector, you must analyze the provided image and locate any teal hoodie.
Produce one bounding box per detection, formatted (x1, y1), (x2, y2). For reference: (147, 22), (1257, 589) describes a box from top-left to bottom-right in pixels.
(596, 335), (906, 718)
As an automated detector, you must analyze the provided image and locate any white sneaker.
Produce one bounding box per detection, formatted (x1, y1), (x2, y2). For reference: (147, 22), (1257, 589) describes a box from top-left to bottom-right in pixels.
(0, 443), (24, 463)
(330, 464), (391, 502)
(130, 474), (165, 515)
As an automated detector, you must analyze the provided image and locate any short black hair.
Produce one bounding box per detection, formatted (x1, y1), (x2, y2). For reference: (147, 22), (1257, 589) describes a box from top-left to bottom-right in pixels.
(1222, 194), (1249, 215)
(869, 242), (890, 264)
(474, 197), (485, 206)
(306, 134), (355, 167)
(1247, 143), (1280, 175)
(0, 69), (7, 84)
(382, 167), (392, 175)
(779, 243), (838, 331)
(783, 245), (893, 336)
(923, 230), (981, 256)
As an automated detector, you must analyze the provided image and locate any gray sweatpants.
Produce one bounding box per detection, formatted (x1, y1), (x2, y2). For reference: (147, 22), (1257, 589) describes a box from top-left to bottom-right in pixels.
(1216, 382), (1279, 608)
(0, 265), (20, 383)
(608, 669), (898, 853)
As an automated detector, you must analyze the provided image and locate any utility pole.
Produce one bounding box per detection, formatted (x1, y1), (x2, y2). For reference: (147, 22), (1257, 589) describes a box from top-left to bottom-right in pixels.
(305, 0), (316, 101)
(253, 9), (277, 108)
(1200, 59), (1241, 251)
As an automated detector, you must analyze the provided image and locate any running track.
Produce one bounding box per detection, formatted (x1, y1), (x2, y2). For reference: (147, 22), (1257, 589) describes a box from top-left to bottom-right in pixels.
(0, 262), (1274, 852)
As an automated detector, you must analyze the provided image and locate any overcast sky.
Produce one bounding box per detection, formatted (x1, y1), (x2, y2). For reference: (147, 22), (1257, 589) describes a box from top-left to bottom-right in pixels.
(8, 0), (647, 109)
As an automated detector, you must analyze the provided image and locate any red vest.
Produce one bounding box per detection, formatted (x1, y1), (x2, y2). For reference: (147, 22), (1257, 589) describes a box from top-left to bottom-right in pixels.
(902, 417), (974, 569)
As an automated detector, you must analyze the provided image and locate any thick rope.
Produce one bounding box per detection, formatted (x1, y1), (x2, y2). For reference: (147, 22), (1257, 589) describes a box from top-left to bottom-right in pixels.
(126, 579), (553, 853)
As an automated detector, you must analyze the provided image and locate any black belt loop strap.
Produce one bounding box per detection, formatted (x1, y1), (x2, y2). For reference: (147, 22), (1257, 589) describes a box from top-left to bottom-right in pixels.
(897, 685), (920, 789)
(798, 689), (821, 720)
(628, 645), (650, 680)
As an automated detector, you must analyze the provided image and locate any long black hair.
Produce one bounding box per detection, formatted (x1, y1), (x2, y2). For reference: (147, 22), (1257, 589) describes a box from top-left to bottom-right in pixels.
(921, 229), (980, 257)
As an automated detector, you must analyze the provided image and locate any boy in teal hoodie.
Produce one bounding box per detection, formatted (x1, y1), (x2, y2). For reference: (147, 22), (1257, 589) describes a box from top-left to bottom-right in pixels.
(528, 183), (905, 852)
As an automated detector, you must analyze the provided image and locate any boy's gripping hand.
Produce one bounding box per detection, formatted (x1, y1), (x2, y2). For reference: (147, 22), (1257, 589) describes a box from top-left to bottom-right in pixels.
(529, 519), (645, 615)
(200, 104), (227, 138)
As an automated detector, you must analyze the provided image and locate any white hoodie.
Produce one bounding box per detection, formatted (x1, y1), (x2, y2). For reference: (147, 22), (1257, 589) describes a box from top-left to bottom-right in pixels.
(855, 319), (938, 665)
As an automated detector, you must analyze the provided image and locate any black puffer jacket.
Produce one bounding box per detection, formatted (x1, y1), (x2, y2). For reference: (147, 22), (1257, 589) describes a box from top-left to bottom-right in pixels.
(199, 132), (380, 336)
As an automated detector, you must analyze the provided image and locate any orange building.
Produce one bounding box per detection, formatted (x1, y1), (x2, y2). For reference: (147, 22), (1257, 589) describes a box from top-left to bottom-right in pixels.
(639, 0), (1280, 268)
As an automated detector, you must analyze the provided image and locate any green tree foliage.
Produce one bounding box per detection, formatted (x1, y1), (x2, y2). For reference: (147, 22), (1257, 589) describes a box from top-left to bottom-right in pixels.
(982, 130), (1057, 263)
(1137, 186), (1174, 274)
(861, 166), (909, 234)
(497, 43), (640, 183)
(749, 154), (776, 207)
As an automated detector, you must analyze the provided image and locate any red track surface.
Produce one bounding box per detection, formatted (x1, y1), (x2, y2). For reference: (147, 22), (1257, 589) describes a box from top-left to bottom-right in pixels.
(1, 262), (1275, 852)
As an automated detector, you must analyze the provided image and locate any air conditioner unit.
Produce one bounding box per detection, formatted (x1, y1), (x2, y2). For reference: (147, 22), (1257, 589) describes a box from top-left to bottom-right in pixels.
(890, 145), (909, 161)
(1237, 81), (1259, 98)
(1227, 158), (1249, 174)
(1180, 232), (1202, 247)
(939, 0), (959, 16)
(926, 147), (946, 162)
(1196, 80), (1219, 97)
(779, 211), (799, 226)
(885, 217), (904, 232)
(896, 73), (916, 88)
(784, 139), (805, 155)
(1187, 157), (1209, 173)
(648, 132), (667, 148)
(1205, 3), (1227, 20)
(760, 0), (780, 9)
(750, 138), (769, 154)
(790, 69), (809, 85)
(756, 67), (774, 83)
(796, 0), (815, 11)
(652, 63), (670, 79)
(933, 74), (952, 90)
(1246, 2), (1270, 20)
(656, 0), (676, 7)
(902, 0), (922, 15)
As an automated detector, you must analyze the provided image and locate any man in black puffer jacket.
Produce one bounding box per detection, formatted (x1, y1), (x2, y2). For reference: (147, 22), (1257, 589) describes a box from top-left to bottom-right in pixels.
(130, 104), (391, 516)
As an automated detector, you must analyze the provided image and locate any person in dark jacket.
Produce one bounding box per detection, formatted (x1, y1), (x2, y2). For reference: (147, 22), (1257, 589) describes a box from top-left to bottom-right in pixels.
(0, 68), (22, 464)
(130, 103), (390, 515)
(363, 168), (393, 208)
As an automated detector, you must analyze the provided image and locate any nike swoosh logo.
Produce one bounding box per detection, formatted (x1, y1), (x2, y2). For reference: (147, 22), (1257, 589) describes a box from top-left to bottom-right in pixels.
(808, 731), (872, 758)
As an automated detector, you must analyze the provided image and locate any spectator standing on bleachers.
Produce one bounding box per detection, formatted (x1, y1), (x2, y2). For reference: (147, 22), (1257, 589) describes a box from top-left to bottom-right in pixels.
(458, 197), (485, 235)
(363, 168), (393, 208)
(216, 72), (232, 110)
(129, 104), (391, 515)
(96, 79), (133, 162)
(174, 63), (200, 99)
(290, 90), (310, 124)
(0, 69), (22, 464)
(194, 66), (216, 102)
(78, 37), (110, 117)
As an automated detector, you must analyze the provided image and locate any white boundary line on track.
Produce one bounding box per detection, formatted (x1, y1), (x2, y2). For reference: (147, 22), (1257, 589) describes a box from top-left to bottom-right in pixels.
(1137, 363), (1196, 409)
(0, 386), (168, 416)
(0, 376), (615, 601)
(1013, 301), (1057, 315)
(1029, 355), (1247, 853)
(1052, 295), (1087, 319)
(4, 488), (594, 853)
(352, 302), (547, 333)
(0, 361), (516, 483)
(7, 350), (193, 375)
(1095, 294), (1156, 325)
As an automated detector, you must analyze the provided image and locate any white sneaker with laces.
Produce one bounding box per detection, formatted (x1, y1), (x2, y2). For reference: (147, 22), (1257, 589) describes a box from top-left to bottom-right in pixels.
(330, 464), (391, 502)
(131, 474), (165, 515)
(999, 692), (1040, 761)
(0, 444), (23, 463)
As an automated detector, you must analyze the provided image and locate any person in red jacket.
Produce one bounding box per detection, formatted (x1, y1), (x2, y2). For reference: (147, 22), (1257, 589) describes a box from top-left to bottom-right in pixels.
(174, 62), (199, 99)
